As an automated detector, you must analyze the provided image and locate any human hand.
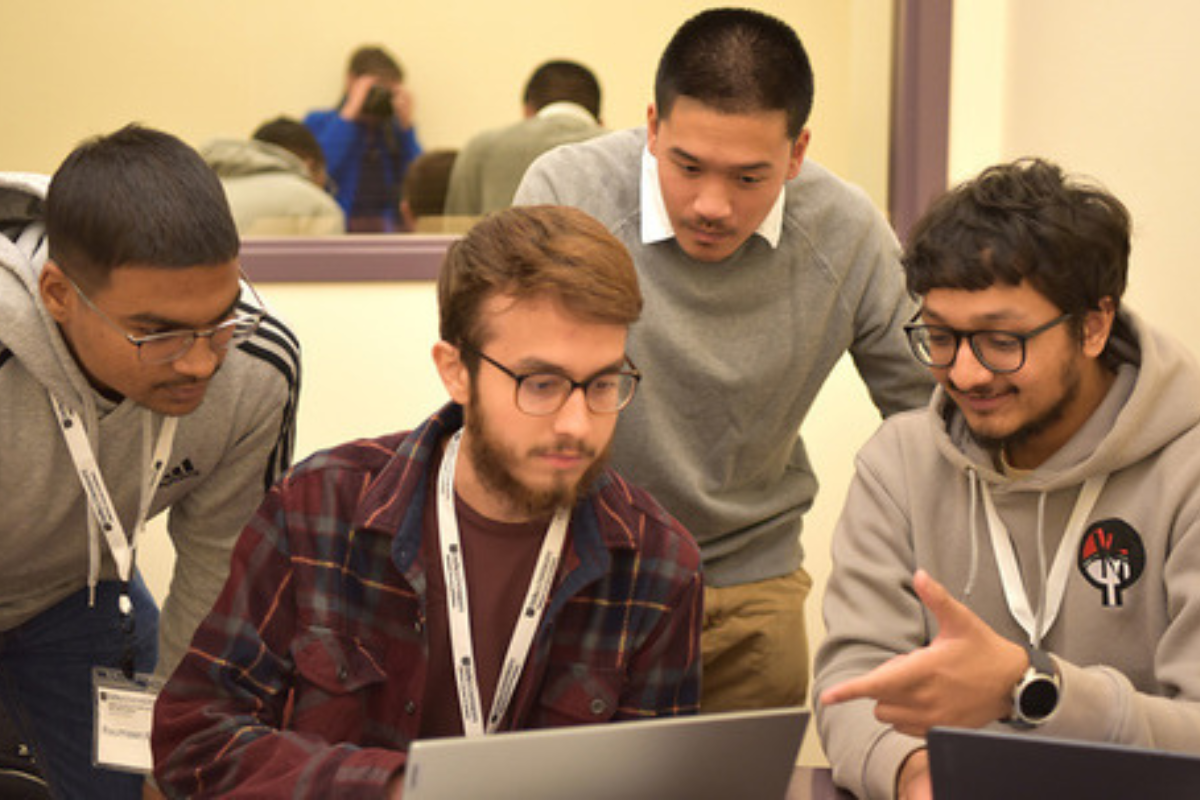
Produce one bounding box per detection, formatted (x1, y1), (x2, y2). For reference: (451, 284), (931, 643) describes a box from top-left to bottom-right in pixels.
(896, 749), (932, 800)
(391, 84), (414, 129)
(341, 74), (378, 120)
(819, 569), (1027, 735)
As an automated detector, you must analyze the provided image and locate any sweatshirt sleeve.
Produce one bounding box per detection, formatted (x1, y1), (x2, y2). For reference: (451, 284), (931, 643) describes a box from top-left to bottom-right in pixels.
(812, 430), (930, 800)
(156, 325), (300, 678)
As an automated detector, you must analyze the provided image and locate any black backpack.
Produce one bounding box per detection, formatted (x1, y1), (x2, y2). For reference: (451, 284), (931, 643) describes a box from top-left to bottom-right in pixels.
(0, 704), (50, 800)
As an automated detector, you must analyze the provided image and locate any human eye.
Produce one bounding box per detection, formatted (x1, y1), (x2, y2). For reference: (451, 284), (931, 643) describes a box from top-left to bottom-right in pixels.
(738, 172), (767, 186)
(522, 374), (566, 398)
(979, 332), (1022, 353)
(924, 327), (956, 348)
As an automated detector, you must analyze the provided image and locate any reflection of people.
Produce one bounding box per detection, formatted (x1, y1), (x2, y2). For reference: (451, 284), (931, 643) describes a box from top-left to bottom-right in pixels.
(0, 125), (300, 799)
(152, 206), (703, 799)
(400, 148), (458, 232)
(304, 45), (422, 232)
(516, 8), (932, 711)
(202, 116), (345, 236)
(445, 60), (604, 217)
(815, 159), (1200, 800)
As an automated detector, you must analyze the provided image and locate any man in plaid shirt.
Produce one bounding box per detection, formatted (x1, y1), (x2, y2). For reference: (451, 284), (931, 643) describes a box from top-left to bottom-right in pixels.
(151, 205), (703, 798)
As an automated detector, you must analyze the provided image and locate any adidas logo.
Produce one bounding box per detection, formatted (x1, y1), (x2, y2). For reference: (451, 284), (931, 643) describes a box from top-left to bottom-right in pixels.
(159, 458), (200, 488)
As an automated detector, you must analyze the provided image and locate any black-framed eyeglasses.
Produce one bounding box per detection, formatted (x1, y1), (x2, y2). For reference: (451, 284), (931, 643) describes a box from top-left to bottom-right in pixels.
(464, 346), (641, 416)
(66, 271), (265, 366)
(904, 313), (1072, 374)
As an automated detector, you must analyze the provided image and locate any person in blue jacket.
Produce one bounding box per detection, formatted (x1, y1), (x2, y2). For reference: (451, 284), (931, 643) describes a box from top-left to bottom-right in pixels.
(304, 45), (422, 232)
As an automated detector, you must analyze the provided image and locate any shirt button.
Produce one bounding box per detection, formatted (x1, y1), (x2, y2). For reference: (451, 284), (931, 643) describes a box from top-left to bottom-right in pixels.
(405, 701), (418, 715)
(589, 698), (607, 716)
(414, 620), (424, 634)
(337, 665), (348, 682)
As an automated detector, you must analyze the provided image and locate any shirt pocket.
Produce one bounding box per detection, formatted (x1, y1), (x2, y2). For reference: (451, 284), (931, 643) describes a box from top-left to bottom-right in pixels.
(290, 626), (388, 739)
(534, 662), (623, 726)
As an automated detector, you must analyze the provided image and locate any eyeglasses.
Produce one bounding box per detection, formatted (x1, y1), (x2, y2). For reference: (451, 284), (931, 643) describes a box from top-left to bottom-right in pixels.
(66, 272), (265, 365)
(904, 313), (1072, 374)
(465, 346), (641, 416)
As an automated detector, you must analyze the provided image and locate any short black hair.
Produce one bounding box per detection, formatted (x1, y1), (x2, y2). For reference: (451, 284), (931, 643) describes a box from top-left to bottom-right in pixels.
(46, 124), (239, 288)
(523, 60), (602, 120)
(253, 116), (326, 168)
(348, 45), (403, 82)
(403, 149), (458, 218)
(655, 7), (814, 139)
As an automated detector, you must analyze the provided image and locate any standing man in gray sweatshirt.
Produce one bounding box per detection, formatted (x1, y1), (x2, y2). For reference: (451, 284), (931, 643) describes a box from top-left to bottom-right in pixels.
(515, 7), (932, 711)
(0, 125), (300, 798)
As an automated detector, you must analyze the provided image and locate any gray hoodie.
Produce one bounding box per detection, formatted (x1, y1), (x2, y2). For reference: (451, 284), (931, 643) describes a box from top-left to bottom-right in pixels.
(0, 173), (300, 676)
(814, 310), (1200, 799)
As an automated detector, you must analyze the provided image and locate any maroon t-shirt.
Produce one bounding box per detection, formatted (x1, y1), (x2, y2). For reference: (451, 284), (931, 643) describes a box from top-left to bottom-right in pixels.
(419, 466), (555, 737)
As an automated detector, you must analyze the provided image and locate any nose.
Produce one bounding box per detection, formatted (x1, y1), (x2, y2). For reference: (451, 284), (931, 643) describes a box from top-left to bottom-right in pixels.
(946, 337), (993, 389)
(552, 386), (593, 439)
(172, 336), (221, 380)
(692, 177), (732, 222)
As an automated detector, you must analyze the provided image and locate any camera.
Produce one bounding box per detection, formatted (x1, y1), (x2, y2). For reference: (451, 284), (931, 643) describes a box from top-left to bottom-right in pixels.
(362, 84), (394, 120)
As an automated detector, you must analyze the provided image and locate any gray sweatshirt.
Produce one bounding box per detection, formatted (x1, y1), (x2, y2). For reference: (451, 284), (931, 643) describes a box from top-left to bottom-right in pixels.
(516, 128), (932, 586)
(0, 173), (300, 676)
(814, 310), (1200, 799)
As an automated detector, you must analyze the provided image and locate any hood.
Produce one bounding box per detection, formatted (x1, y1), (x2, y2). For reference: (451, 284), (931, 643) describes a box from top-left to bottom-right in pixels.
(200, 138), (310, 181)
(0, 172), (93, 410)
(928, 308), (1199, 494)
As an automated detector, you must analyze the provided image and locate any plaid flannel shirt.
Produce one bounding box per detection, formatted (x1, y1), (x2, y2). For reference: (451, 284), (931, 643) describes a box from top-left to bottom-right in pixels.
(152, 404), (703, 798)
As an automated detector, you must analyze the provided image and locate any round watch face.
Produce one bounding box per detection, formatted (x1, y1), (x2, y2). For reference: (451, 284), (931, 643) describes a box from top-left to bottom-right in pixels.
(1018, 675), (1059, 720)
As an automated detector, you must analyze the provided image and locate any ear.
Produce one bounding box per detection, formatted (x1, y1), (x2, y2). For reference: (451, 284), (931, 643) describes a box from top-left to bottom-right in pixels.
(433, 340), (471, 405)
(1081, 297), (1117, 358)
(786, 129), (811, 181)
(39, 260), (75, 324)
(646, 103), (660, 156)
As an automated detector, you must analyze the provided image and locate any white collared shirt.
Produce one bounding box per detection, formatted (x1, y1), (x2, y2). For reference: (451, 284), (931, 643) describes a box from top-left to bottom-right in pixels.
(639, 146), (786, 249)
(535, 101), (598, 125)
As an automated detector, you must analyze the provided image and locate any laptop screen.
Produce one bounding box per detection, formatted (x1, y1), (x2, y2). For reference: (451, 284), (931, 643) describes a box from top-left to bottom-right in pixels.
(928, 726), (1200, 800)
(403, 707), (809, 800)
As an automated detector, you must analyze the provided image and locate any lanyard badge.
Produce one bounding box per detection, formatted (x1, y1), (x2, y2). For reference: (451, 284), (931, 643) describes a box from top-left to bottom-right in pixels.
(436, 429), (570, 736)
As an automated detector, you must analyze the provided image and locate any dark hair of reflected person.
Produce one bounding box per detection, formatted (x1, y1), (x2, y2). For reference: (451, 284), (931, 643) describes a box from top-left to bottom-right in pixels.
(524, 60), (602, 120)
(402, 150), (458, 218)
(655, 7), (814, 140)
(348, 45), (403, 82)
(45, 123), (239, 289)
(438, 205), (642, 372)
(253, 116), (326, 169)
(903, 157), (1132, 363)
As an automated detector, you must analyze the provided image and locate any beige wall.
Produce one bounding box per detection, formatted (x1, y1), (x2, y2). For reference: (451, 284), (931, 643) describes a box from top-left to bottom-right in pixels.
(1, 0), (893, 203)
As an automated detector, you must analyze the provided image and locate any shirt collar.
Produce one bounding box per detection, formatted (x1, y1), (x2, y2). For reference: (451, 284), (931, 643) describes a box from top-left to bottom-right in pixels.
(639, 146), (786, 249)
(535, 101), (597, 125)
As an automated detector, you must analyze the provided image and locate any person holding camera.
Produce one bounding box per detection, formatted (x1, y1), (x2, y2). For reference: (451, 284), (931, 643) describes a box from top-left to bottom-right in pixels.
(304, 45), (422, 232)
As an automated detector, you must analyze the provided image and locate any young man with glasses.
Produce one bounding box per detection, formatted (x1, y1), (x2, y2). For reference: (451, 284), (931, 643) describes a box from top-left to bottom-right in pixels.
(814, 159), (1200, 799)
(151, 205), (702, 799)
(0, 125), (300, 798)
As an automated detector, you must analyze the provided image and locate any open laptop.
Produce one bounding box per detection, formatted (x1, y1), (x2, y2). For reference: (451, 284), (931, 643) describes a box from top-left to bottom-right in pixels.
(928, 726), (1200, 800)
(403, 706), (809, 800)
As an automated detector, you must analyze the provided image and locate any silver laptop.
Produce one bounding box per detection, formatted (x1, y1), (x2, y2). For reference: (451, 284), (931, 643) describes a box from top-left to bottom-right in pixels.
(403, 706), (809, 800)
(928, 726), (1200, 800)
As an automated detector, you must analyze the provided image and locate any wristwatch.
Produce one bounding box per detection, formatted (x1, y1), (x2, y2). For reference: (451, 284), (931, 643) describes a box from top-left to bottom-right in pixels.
(1006, 645), (1060, 728)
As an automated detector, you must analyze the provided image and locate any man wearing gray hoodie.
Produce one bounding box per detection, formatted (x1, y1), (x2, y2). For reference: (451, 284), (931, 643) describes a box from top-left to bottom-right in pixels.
(0, 125), (299, 798)
(815, 159), (1200, 799)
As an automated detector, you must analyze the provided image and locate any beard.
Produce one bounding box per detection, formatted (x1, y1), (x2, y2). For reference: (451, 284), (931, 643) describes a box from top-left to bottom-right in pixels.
(464, 393), (611, 519)
(963, 357), (1082, 455)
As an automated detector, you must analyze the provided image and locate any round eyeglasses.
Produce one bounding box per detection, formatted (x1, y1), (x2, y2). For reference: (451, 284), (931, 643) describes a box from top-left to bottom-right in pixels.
(465, 347), (641, 416)
(904, 313), (1072, 374)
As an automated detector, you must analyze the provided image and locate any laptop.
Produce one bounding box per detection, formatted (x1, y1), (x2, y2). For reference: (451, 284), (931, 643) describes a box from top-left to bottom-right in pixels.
(403, 706), (809, 800)
(928, 726), (1200, 800)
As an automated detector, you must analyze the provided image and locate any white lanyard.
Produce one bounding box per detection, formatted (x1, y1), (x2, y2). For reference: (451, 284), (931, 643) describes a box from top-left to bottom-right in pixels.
(981, 474), (1107, 646)
(436, 429), (569, 737)
(51, 393), (177, 585)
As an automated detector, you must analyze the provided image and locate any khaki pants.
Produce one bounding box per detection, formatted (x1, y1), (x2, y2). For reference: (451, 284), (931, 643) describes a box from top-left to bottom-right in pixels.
(701, 567), (812, 712)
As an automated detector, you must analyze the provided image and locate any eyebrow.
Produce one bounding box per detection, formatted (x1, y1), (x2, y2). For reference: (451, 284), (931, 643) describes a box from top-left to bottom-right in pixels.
(667, 145), (773, 174)
(124, 294), (242, 331)
(921, 308), (1027, 328)
(512, 356), (628, 380)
